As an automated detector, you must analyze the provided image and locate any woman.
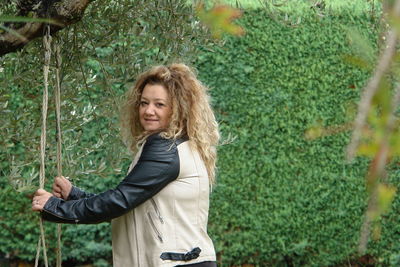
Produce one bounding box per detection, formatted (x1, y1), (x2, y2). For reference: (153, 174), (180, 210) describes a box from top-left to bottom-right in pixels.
(32, 63), (219, 267)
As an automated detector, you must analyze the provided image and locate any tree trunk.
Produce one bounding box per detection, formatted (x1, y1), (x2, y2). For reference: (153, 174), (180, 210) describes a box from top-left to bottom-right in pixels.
(0, 0), (93, 57)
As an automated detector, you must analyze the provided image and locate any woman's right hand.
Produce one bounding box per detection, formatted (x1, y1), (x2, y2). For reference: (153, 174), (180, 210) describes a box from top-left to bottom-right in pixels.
(52, 176), (72, 200)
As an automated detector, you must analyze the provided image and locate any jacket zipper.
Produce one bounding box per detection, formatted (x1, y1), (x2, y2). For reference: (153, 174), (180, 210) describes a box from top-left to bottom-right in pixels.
(147, 212), (163, 243)
(150, 198), (164, 223)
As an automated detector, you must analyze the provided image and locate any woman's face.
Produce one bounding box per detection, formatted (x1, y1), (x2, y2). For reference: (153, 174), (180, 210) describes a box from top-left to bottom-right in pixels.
(139, 83), (172, 132)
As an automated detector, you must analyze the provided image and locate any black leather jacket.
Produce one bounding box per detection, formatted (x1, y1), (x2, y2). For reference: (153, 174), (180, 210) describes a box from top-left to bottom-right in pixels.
(42, 133), (186, 224)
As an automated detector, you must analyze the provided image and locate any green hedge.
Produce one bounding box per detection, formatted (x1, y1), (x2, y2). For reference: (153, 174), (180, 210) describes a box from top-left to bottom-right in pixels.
(197, 9), (397, 266)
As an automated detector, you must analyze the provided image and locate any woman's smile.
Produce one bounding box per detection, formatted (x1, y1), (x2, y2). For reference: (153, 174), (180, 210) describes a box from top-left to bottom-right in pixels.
(143, 118), (160, 124)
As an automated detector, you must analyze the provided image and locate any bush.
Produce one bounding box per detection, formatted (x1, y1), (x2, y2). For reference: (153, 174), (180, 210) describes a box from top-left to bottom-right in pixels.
(196, 8), (394, 266)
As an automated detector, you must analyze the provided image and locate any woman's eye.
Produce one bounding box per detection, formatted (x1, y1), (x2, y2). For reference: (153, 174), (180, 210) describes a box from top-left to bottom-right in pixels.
(156, 103), (165, 107)
(140, 101), (148, 106)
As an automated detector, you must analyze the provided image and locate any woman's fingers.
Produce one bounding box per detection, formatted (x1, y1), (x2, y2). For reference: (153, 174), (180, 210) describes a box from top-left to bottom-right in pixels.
(54, 176), (65, 187)
(32, 199), (42, 211)
(32, 189), (52, 211)
(53, 183), (61, 192)
(53, 176), (72, 200)
(34, 188), (47, 196)
(52, 181), (62, 197)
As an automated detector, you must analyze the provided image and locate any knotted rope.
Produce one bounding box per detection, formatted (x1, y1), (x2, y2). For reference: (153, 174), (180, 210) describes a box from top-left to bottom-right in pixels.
(54, 40), (63, 267)
(34, 25), (63, 267)
(35, 25), (51, 267)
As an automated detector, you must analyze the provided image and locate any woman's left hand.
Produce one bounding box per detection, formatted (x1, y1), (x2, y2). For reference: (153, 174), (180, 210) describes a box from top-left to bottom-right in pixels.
(32, 189), (53, 211)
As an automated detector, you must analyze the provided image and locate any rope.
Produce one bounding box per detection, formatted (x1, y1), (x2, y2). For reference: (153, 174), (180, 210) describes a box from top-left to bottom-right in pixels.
(34, 29), (64, 267)
(54, 40), (63, 267)
(35, 25), (51, 267)
(34, 236), (41, 267)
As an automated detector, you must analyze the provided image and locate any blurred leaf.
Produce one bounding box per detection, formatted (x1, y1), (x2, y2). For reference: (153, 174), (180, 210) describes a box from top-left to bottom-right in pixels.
(305, 122), (351, 140)
(342, 54), (372, 70)
(377, 183), (396, 214)
(389, 126), (400, 156)
(196, 3), (244, 38)
(305, 125), (324, 140)
(388, 12), (400, 35)
(357, 142), (379, 157)
(346, 26), (376, 64)
(367, 183), (396, 221)
(371, 79), (391, 120)
(372, 223), (381, 240)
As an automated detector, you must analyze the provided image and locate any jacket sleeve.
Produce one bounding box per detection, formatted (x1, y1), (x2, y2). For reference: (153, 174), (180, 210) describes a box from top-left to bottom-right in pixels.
(41, 134), (180, 224)
(67, 186), (96, 200)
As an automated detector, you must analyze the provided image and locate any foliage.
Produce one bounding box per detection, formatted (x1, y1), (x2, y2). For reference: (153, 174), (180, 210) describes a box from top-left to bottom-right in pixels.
(0, 0), (214, 265)
(195, 7), (397, 266)
(303, 0), (400, 256)
(345, 0), (400, 256)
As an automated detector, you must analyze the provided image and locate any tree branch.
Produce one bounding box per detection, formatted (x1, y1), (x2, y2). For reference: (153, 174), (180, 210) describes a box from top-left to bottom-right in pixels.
(0, 0), (93, 57)
(346, 0), (400, 161)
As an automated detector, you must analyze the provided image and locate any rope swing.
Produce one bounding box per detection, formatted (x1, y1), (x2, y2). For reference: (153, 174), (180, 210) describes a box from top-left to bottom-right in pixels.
(54, 38), (63, 267)
(34, 24), (63, 267)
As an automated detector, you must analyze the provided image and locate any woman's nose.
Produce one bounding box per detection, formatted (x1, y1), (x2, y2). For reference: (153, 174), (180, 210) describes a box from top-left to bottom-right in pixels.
(145, 105), (155, 115)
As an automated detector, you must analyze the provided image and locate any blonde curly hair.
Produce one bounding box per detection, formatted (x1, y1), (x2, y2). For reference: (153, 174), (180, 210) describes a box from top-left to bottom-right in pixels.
(121, 63), (219, 183)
